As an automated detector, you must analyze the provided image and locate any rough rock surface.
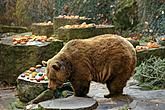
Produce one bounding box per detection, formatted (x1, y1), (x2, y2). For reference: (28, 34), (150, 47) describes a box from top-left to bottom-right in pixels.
(26, 80), (165, 110)
(38, 96), (98, 110)
(124, 84), (165, 110)
(1, 78), (165, 110)
(57, 27), (96, 41)
(16, 77), (48, 102)
(31, 23), (53, 37)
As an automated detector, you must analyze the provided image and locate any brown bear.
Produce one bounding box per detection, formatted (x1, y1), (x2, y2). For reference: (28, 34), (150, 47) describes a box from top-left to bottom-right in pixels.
(43, 34), (137, 98)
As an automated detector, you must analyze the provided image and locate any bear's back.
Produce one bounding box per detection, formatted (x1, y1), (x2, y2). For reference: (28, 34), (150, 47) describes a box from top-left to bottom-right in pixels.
(60, 34), (136, 83)
(62, 34), (136, 61)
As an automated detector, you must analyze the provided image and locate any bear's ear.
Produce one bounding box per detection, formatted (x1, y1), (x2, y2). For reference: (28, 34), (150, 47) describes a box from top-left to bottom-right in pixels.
(42, 61), (47, 66)
(52, 63), (60, 71)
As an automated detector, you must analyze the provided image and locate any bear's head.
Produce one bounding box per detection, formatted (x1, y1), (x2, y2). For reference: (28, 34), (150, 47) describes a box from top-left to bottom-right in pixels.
(42, 59), (71, 90)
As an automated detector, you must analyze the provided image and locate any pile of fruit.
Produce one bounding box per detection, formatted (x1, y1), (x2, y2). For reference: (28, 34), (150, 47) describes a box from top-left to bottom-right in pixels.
(57, 15), (88, 20)
(160, 37), (165, 41)
(12, 35), (54, 45)
(20, 64), (48, 82)
(136, 41), (160, 51)
(61, 22), (95, 29)
(146, 41), (160, 48)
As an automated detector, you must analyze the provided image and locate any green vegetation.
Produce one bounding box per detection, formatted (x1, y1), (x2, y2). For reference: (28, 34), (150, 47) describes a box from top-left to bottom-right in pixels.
(134, 56), (165, 90)
(9, 99), (26, 109)
(119, 105), (129, 110)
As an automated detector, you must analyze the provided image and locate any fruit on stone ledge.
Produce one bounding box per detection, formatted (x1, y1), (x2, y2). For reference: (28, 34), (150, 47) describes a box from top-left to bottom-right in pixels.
(147, 41), (160, 48)
(161, 37), (165, 41)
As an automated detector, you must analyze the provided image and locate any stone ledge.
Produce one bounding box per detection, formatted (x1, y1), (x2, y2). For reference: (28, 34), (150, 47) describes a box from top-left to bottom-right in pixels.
(137, 46), (165, 65)
(0, 25), (28, 33)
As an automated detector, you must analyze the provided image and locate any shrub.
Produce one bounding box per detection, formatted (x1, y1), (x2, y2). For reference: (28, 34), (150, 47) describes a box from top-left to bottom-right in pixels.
(134, 56), (165, 90)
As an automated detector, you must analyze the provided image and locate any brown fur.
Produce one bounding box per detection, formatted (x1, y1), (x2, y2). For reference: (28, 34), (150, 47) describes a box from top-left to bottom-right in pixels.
(45, 34), (137, 97)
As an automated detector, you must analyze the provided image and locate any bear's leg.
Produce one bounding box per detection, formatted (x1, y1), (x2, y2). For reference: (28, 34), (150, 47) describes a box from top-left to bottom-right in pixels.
(72, 80), (90, 97)
(104, 74), (129, 98)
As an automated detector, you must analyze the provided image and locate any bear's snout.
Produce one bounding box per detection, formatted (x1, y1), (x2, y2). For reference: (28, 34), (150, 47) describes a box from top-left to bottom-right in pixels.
(48, 80), (57, 90)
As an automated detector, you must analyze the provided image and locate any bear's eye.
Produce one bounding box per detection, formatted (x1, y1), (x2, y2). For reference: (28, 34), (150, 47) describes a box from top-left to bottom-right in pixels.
(52, 64), (60, 71)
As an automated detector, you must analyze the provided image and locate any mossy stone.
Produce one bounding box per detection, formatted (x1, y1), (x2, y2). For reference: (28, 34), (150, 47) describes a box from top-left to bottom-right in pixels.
(57, 27), (96, 41)
(0, 35), (63, 84)
(31, 23), (53, 37)
(16, 78), (48, 102)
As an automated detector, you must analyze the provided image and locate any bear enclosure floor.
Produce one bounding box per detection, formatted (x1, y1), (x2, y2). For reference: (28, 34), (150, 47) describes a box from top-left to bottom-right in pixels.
(1, 79), (165, 110)
(0, 87), (16, 110)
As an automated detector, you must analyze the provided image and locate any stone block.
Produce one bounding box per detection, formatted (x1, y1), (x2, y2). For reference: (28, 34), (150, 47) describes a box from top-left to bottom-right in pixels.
(31, 23), (54, 37)
(0, 36), (63, 84)
(57, 27), (96, 41)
